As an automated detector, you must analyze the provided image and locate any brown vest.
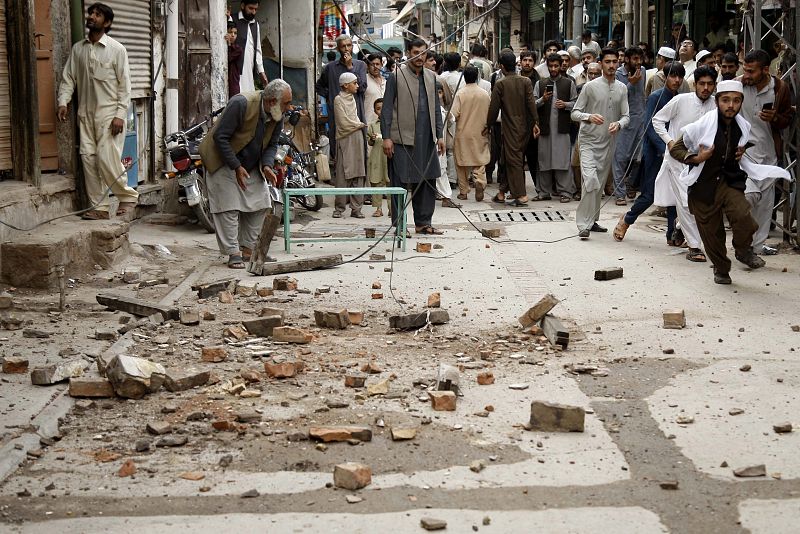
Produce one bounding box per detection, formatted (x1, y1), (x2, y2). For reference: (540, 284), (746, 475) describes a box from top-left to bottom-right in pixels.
(199, 91), (278, 174)
(537, 76), (573, 136)
(389, 64), (438, 146)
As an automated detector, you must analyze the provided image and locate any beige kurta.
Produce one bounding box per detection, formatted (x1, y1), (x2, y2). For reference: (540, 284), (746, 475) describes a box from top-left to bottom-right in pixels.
(450, 84), (490, 167)
(334, 91), (366, 180)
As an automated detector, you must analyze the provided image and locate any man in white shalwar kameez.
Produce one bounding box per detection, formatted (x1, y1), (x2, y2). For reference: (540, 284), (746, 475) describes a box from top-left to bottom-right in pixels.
(571, 49), (629, 238)
(652, 65), (718, 260)
(234, 1), (268, 93)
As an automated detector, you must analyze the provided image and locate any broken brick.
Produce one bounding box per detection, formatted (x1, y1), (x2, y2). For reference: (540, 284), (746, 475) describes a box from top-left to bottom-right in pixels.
(30, 360), (89, 385)
(518, 294), (560, 328)
(427, 292), (441, 308)
(179, 308), (200, 326)
(2, 356), (29, 374)
(117, 459), (137, 478)
(259, 307), (285, 319)
(256, 287), (274, 297)
(361, 361), (382, 374)
(662, 310), (686, 330)
(105, 355), (166, 399)
(201, 346), (228, 363)
(333, 462), (372, 490)
(477, 372), (495, 385)
(345, 373), (367, 388)
(68, 377), (115, 398)
(264, 358), (303, 378)
(348, 310), (364, 325)
(310, 426), (372, 442)
(428, 391), (456, 411)
(218, 291), (234, 304)
(272, 326), (312, 344)
(594, 267), (624, 281)
(372, 281), (382, 289)
(391, 427), (417, 441)
(273, 277), (298, 291)
(223, 326), (248, 340)
(314, 309), (351, 329)
(416, 242), (432, 253)
(389, 310), (450, 330)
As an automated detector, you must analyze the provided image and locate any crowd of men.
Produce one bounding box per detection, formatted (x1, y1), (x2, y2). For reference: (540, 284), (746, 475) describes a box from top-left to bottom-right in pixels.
(313, 27), (793, 284)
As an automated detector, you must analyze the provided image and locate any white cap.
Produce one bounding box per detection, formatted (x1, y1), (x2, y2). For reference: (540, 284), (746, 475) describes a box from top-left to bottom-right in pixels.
(339, 72), (357, 86)
(557, 50), (570, 58)
(657, 47), (676, 59)
(716, 80), (744, 95)
(696, 50), (712, 62)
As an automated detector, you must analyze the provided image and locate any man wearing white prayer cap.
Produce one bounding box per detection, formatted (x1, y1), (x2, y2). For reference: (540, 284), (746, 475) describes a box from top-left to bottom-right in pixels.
(686, 49), (719, 90)
(646, 46), (690, 96)
(667, 79), (781, 284)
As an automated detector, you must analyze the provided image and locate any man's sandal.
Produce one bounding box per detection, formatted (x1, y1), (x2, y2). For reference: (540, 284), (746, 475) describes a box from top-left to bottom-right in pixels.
(82, 210), (109, 220)
(416, 225), (444, 235)
(116, 202), (137, 216)
(227, 254), (246, 269)
(686, 248), (707, 262)
(613, 216), (629, 242)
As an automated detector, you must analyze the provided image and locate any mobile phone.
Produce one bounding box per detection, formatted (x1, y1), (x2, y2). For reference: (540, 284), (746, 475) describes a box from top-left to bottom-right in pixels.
(545, 83), (554, 93)
(762, 102), (774, 111)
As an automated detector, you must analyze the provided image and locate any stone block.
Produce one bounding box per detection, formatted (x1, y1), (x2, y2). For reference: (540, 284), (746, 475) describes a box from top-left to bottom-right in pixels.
(223, 326), (248, 340)
(429, 390), (457, 411)
(420, 518), (447, 531)
(201, 346), (228, 363)
(480, 227), (502, 238)
(68, 377), (115, 398)
(594, 267), (624, 281)
(391, 427), (417, 441)
(105, 355), (166, 399)
(416, 242), (432, 253)
(389, 309), (450, 330)
(256, 287), (274, 297)
(235, 280), (258, 297)
(243, 315), (283, 337)
(179, 308), (200, 326)
(218, 291), (234, 304)
(310, 426), (373, 442)
(146, 421), (173, 435)
(529, 401), (585, 432)
(164, 368), (210, 392)
(333, 462), (372, 490)
(30, 360), (89, 385)
(345, 373), (367, 388)
(122, 267), (141, 284)
(663, 309), (686, 329)
(2, 356), (28, 374)
(259, 307), (285, 319)
(348, 310), (364, 325)
(518, 294), (560, 327)
(95, 328), (118, 341)
(272, 326), (312, 343)
(314, 309), (350, 329)
(0, 292), (13, 309)
(427, 292), (441, 308)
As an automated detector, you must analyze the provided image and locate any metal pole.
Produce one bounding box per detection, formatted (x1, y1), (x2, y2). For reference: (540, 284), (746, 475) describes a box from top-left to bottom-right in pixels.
(753, 0), (761, 48)
(624, 0), (633, 46)
(165, 0), (179, 135)
(279, 0), (284, 79)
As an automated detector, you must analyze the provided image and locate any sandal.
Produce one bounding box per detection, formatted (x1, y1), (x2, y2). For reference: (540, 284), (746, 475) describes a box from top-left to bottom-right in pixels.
(241, 247), (252, 262)
(416, 225), (444, 235)
(506, 199), (528, 207)
(491, 194), (506, 204)
(613, 215), (629, 242)
(442, 198), (462, 208)
(372, 209), (383, 217)
(227, 254), (245, 269)
(116, 202), (137, 216)
(532, 195), (551, 201)
(82, 210), (110, 220)
(686, 248), (707, 262)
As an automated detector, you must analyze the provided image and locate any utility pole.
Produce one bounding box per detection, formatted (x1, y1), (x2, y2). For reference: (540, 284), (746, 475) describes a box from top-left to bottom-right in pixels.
(572, 0), (584, 43)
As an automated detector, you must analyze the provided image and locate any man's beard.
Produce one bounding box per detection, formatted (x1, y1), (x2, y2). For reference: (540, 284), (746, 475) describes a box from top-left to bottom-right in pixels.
(721, 72), (736, 81)
(242, 11), (255, 21)
(269, 102), (283, 122)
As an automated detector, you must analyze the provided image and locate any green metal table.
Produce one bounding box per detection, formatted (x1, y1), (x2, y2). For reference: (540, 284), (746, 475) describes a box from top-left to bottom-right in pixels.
(283, 187), (407, 253)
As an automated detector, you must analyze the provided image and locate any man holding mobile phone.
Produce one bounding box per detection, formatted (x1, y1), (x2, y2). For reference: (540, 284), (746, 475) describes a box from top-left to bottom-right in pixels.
(739, 49), (794, 255)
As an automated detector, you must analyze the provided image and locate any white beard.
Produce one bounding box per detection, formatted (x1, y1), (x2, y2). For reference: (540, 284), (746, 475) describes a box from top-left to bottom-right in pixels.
(269, 103), (283, 122)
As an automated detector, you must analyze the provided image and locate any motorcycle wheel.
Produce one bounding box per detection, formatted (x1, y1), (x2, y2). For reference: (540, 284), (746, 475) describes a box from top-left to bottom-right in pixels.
(296, 188), (322, 212)
(193, 170), (216, 233)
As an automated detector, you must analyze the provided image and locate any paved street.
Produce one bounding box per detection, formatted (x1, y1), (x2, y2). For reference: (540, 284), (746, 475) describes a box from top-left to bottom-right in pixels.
(1, 181), (799, 533)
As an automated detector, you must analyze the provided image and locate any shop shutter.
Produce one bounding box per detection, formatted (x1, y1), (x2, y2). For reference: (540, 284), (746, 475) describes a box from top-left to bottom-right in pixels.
(528, 0), (545, 23)
(0, 5), (12, 171)
(104, 0), (153, 98)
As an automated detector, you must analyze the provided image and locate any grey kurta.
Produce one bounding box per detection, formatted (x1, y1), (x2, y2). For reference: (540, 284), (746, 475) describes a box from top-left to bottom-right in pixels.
(207, 164), (271, 214)
(614, 65), (647, 165)
(534, 78), (577, 171)
(380, 68), (442, 183)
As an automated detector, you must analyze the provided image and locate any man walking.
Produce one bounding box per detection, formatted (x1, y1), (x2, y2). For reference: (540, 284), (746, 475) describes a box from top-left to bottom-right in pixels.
(233, 0), (268, 93)
(739, 49), (794, 255)
(199, 80), (291, 268)
(450, 66), (490, 201)
(645, 47), (689, 96)
(651, 66), (718, 258)
(571, 49), (630, 239)
(669, 81), (788, 284)
(534, 54), (577, 202)
(316, 35), (368, 156)
(614, 62), (685, 242)
(57, 2), (139, 220)
(486, 52), (540, 206)
(612, 47), (646, 205)
(381, 39), (445, 235)
(519, 51), (540, 193)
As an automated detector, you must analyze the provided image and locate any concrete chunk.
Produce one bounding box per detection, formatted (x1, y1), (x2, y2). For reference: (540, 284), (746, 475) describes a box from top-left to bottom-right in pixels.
(179, 308), (200, 326)
(242, 315), (283, 337)
(201, 346), (228, 363)
(594, 267), (624, 281)
(104, 355), (166, 399)
(164, 368), (210, 392)
(314, 309), (350, 329)
(264, 357), (303, 378)
(389, 309), (450, 330)
(2, 356), (29, 374)
(272, 326), (313, 343)
(529, 400), (585, 432)
(428, 390), (457, 411)
(518, 294), (560, 327)
(30, 360), (89, 385)
(663, 309), (686, 329)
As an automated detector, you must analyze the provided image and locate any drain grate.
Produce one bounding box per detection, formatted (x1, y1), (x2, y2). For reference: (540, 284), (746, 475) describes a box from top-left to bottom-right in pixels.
(479, 210), (568, 223)
(647, 224), (668, 233)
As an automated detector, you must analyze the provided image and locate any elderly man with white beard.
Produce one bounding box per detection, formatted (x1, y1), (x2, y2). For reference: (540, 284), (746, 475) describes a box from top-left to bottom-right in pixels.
(199, 80), (292, 269)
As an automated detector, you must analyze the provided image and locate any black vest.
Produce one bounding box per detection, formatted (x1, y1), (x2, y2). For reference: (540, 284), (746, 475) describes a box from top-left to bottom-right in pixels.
(234, 15), (259, 77)
(538, 76), (573, 136)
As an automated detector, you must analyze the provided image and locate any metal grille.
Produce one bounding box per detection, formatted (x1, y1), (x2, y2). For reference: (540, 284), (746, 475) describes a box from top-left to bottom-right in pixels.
(479, 210), (567, 223)
(103, 0), (152, 98)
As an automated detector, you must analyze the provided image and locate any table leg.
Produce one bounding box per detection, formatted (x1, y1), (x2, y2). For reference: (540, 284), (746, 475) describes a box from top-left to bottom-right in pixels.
(283, 189), (291, 253)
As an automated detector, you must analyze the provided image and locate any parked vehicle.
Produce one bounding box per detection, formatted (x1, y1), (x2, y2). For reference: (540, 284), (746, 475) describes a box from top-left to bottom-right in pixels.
(163, 109), (223, 233)
(274, 106), (322, 212)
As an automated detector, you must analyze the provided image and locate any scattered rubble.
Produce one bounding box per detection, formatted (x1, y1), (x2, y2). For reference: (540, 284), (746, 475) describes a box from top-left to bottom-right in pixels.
(31, 360), (89, 386)
(333, 462), (372, 490)
(733, 464), (766, 478)
(663, 310), (686, 330)
(2, 355), (29, 374)
(528, 401), (585, 432)
(594, 267), (623, 281)
(104, 355), (166, 399)
(420, 517), (447, 531)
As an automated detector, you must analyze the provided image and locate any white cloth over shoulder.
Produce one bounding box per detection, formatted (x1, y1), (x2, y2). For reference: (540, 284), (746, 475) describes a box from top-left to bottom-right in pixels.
(676, 109), (790, 206)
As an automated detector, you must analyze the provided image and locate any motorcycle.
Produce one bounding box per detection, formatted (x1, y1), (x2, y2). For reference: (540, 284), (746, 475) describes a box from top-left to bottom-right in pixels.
(163, 109), (223, 233)
(274, 106), (322, 212)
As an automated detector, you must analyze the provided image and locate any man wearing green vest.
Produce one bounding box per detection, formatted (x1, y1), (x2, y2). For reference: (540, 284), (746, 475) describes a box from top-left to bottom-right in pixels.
(199, 79), (292, 268)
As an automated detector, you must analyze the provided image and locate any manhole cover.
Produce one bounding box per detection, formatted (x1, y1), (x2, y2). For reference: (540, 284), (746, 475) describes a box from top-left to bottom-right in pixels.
(479, 210), (568, 223)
